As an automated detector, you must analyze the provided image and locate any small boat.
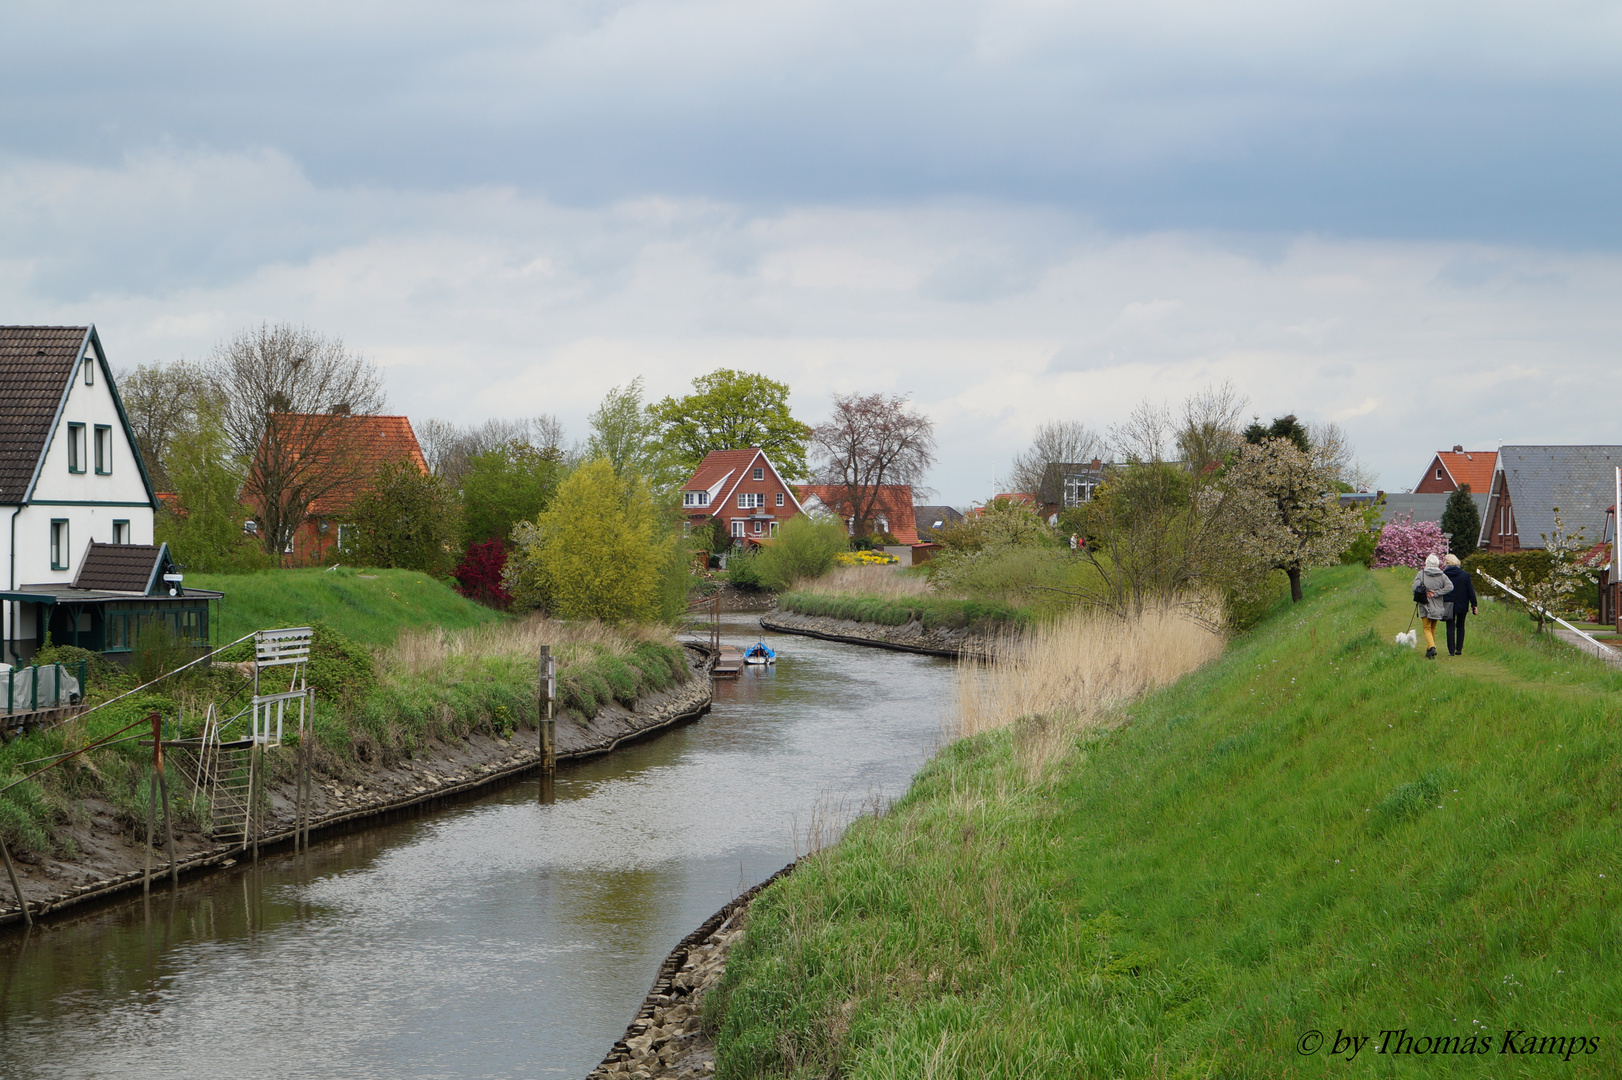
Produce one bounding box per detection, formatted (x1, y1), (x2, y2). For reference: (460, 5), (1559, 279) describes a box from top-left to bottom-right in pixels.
(743, 641), (776, 665)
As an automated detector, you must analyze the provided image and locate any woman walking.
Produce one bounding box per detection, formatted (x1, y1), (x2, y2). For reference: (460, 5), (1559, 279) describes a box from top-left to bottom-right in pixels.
(1412, 553), (1454, 660)
(1443, 553), (1478, 656)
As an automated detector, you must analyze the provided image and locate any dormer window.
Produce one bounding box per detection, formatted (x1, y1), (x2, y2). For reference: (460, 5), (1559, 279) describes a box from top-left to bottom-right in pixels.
(682, 491), (710, 508)
(67, 423), (86, 473)
(753, 467), (764, 481)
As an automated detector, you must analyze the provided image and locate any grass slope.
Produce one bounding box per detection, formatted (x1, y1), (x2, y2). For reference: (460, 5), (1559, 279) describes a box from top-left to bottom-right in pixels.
(191, 566), (504, 646)
(711, 566), (1622, 1077)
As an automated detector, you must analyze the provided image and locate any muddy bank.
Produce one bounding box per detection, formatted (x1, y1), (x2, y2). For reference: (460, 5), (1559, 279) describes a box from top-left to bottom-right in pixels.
(761, 609), (997, 660)
(0, 645), (715, 929)
(588, 862), (796, 1079)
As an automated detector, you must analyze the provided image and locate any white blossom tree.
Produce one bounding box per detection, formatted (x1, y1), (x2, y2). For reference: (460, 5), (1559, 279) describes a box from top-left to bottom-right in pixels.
(1505, 512), (1600, 633)
(1221, 437), (1366, 602)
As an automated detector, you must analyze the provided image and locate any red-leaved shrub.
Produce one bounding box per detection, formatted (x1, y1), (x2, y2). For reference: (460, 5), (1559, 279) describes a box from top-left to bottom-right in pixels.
(454, 539), (512, 609)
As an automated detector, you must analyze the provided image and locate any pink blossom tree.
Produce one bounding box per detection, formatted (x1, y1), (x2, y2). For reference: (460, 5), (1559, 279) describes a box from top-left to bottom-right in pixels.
(1373, 512), (1452, 568)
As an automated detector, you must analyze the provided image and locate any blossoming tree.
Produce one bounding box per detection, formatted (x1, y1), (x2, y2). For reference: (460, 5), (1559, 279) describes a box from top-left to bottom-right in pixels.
(1373, 512), (1451, 568)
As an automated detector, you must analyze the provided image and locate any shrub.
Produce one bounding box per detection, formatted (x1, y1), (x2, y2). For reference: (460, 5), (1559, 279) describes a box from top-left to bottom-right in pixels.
(756, 514), (849, 590)
(1463, 550), (1554, 598)
(307, 621), (377, 709)
(453, 539), (512, 609)
(726, 552), (766, 591)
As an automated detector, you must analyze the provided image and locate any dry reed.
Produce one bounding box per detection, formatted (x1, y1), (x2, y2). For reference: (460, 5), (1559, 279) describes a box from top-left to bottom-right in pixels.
(953, 603), (1225, 778)
(792, 565), (940, 599)
(382, 616), (677, 678)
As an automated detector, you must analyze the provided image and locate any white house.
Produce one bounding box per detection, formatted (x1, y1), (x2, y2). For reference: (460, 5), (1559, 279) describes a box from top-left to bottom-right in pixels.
(0, 325), (211, 664)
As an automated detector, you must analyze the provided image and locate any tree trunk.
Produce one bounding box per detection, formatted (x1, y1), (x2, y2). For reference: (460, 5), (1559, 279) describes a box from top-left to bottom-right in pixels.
(1287, 566), (1303, 602)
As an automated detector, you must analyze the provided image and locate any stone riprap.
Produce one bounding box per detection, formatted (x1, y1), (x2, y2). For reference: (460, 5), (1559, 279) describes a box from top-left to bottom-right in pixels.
(760, 609), (997, 660)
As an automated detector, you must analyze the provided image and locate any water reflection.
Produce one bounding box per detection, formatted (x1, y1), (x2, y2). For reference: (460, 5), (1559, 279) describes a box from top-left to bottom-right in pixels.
(0, 617), (950, 1079)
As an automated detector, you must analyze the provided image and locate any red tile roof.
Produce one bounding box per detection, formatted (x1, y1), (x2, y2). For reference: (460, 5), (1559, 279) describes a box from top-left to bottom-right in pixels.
(254, 413), (428, 518)
(1434, 450), (1497, 493)
(682, 448), (757, 493)
(797, 484), (919, 545)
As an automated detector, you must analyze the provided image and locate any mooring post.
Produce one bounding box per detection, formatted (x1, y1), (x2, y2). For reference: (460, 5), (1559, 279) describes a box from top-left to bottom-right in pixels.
(250, 741), (260, 864)
(539, 645), (556, 804)
(152, 712), (177, 887)
(0, 837), (30, 927)
(144, 775), (155, 896)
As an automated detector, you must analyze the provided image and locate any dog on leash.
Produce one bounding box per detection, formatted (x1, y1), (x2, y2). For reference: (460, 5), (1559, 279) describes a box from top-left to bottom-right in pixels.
(1394, 629), (1418, 648)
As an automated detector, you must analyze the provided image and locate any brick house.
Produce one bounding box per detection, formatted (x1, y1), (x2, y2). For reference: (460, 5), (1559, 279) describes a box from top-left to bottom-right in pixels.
(1480, 445), (1622, 552)
(1415, 446), (1497, 495)
(247, 413), (429, 565)
(679, 448), (804, 545)
(1036, 460), (1109, 522)
(796, 484), (920, 544)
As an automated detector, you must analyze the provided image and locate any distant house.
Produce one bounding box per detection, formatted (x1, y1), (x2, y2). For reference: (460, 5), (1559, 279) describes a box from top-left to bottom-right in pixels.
(679, 448), (803, 545)
(1481, 446), (1622, 552)
(0, 325), (189, 664)
(1036, 460), (1109, 522)
(1377, 492), (1489, 530)
(913, 505), (963, 543)
(1416, 446), (1497, 495)
(799, 483), (936, 564)
(247, 413), (428, 565)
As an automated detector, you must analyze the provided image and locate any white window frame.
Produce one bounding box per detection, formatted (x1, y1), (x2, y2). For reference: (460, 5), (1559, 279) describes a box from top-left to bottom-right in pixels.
(112, 519), (130, 544)
(1435, 468), (1443, 480)
(753, 520), (764, 534)
(50, 520), (69, 571)
(67, 423), (86, 473)
(769, 521), (779, 537)
(94, 424), (112, 475)
(683, 491), (710, 507)
(83, 358), (94, 386)
(731, 520), (745, 537)
(775, 492), (784, 506)
(753, 467), (764, 481)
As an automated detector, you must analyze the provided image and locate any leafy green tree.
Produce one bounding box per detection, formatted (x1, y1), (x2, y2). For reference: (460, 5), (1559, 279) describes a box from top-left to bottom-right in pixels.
(1243, 413), (1311, 454)
(461, 442), (565, 546)
(586, 377), (663, 481)
(756, 514), (853, 590)
(1441, 484), (1481, 559)
(505, 459), (673, 622)
(350, 462), (463, 575)
(154, 400), (271, 573)
(648, 369), (811, 480)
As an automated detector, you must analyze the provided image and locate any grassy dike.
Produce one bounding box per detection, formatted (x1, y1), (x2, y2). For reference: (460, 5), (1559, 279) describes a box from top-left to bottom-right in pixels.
(707, 566), (1622, 1077)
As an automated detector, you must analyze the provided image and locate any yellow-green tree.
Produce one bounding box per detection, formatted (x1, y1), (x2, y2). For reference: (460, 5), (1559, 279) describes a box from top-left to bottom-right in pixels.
(516, 459), (671, 622)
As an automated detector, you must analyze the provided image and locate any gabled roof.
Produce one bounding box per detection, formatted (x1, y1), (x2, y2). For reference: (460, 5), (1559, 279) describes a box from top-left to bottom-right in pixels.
(1378, 492), (1489, 529)
(254, 413), (428, 518)
(1496, 445), (1622, 548)
(680, 448), (802, 518)
(0, 324), (158, 509)
(797, 484), (919, 544)
(913, 504), (963, 542)
(1429, 449), (1497, 492)
(0, 326), (89, 503)
(72, 542), (173, 594)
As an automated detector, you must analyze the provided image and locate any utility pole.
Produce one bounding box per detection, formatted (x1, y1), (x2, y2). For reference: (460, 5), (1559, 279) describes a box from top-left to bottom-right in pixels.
(539, 644), (556, 804)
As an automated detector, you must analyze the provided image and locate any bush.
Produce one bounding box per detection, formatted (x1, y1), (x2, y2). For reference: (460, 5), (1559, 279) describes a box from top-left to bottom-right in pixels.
(1463, 550), (1554, 598)
(453, 539), (512, 609)
(726, 552), (766, 591)
(306, 621), (377, 709)
(756, 515), (849, 590)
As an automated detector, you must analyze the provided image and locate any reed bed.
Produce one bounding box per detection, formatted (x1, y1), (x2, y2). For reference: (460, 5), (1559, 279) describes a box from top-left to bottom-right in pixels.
(791, 564), (940, 600)
(382, 616), (677, 678)
(954, 602), (1226, 776)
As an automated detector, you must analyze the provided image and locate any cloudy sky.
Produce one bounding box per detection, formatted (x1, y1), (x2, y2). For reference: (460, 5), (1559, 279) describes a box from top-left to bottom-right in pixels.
(5, 0), (1620, 503)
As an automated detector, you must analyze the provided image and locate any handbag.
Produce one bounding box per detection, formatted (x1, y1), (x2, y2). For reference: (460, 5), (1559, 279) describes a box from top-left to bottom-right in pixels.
(1412, 582), (1427, 605)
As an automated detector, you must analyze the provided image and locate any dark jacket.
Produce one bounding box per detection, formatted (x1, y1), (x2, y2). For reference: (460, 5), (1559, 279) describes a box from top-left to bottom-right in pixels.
(1444, 565), (1476, 615)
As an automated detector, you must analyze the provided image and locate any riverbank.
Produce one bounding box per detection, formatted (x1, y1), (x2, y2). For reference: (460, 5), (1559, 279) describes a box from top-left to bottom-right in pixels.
(760, 609), (998, 659)
(0, 645), (714, 929)
(710, 567), (1622, 1077)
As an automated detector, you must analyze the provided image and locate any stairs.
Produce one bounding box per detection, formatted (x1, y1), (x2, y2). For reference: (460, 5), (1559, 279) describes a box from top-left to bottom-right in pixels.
(208, 743), (256, 848)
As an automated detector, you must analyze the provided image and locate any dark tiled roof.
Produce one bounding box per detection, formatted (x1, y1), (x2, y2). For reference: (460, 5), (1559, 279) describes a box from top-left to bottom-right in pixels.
(0, 326), (88, 503)
(913, 505), (962, 541)
(1498, 445), (1622, 548)
(1378, 492), (1489, 528)
(72, 543), (165, 593)
(1037, 462), (1108, 506)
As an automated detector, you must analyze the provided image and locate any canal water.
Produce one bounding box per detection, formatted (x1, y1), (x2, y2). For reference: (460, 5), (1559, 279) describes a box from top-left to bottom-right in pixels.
(0, 618), (952, 1079)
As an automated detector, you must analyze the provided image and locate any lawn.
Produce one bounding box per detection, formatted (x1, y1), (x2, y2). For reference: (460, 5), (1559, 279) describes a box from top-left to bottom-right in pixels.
(190, 565), (505, 646)
(710, 565), (1622, 1077)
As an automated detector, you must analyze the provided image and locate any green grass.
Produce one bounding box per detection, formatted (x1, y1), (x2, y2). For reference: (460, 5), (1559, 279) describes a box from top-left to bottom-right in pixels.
(777, 591), (1030, 631)
(710, 565), (1622, 1077)
(190, 566), (504, 647)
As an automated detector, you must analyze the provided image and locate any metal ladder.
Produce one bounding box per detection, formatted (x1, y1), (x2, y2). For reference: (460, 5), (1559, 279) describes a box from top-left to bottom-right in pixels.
(208, 742), (256, 848)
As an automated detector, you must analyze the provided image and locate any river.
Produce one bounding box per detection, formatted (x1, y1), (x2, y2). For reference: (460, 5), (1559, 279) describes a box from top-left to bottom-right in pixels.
(0, 617), (953, 1079)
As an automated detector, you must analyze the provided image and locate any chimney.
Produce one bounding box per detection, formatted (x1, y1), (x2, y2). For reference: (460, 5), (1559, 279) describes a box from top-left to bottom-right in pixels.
(1453, 444), (1463, 453)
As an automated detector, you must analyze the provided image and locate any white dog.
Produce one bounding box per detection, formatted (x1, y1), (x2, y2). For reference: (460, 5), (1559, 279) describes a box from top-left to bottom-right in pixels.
(1394, 629), (1418, 648)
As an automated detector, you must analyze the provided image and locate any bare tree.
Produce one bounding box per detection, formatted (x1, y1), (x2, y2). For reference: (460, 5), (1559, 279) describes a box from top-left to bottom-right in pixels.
(207, 323), (387, 557)
(1307, 420), (1376, 490)
(1006, 420), (1104, 495)
(1175, 381), (1249, 472)
(418, 416), (566, 485)
(116, 360), (214, 492)
(1108, 399), (1172, 464)
(811, 393), (936, 535)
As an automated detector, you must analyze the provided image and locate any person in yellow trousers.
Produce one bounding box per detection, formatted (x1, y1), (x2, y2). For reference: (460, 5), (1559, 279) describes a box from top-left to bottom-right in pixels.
(1412, 552), (1454, 660)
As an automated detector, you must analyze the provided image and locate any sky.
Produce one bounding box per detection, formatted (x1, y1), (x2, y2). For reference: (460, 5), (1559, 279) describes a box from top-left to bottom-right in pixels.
(5, 0), (1621, 504)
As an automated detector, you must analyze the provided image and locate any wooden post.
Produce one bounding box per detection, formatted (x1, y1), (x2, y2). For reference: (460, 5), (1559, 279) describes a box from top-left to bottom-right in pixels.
(0, 837), (30, 927)
(143, 775), (155, 896)
(152, 713), (177, 887)
(539, 645), (556, 804)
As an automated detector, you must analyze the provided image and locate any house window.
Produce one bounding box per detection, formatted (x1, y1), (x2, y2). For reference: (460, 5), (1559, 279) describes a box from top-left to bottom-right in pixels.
(683, 491), (709, 508)
(737, 492), (764, 509)
(83, 357), (94, 386)
(50, 519), (69, 571)
(1435, 468), (1443, 480)
(67, 423), (86, 473)
(94, 425), (112, 474)
(337, 524), (356, 553)
(113, 520), (130, 544)
(753, 520), (763, 534)
(776, 492), (784, 506)
(731, 520), (745, 537)
(753, 467), (764, 481)
(769, 521), (779, 537)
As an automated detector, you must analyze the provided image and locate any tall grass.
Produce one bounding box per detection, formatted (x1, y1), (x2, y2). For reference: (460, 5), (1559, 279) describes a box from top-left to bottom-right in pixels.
(792, 565), (940, 600)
